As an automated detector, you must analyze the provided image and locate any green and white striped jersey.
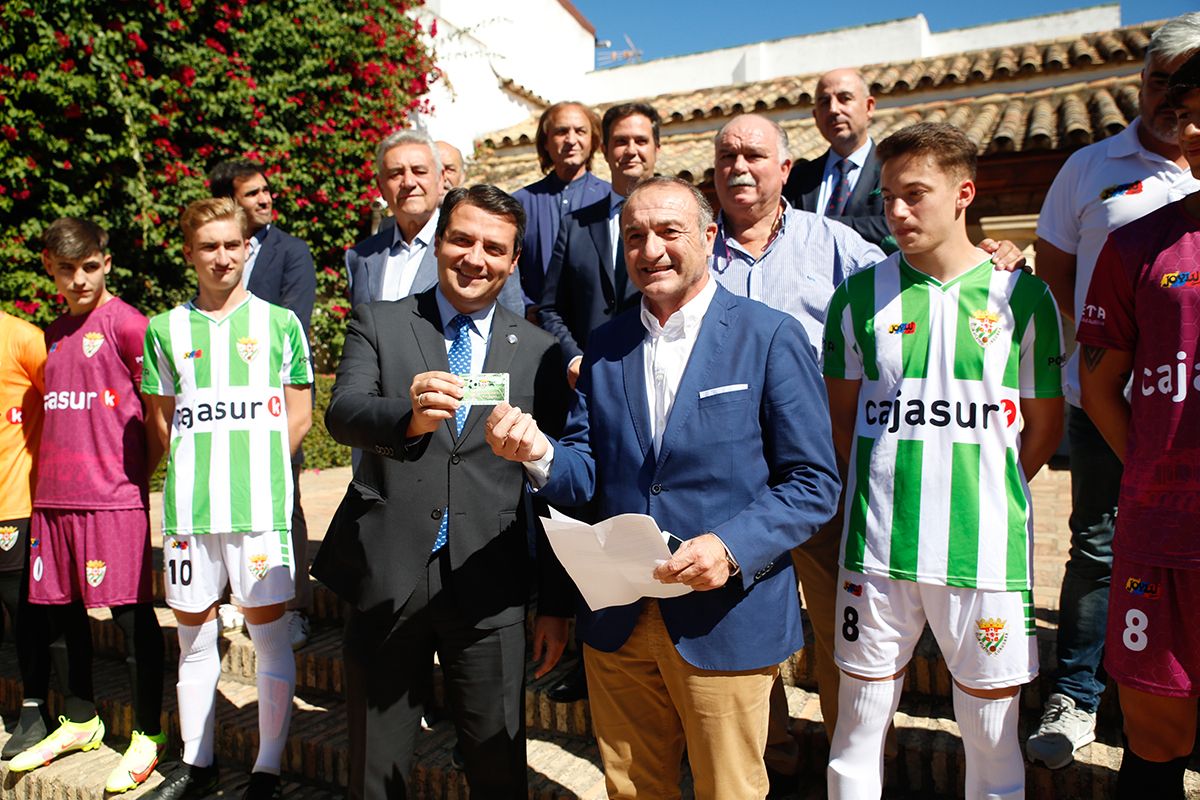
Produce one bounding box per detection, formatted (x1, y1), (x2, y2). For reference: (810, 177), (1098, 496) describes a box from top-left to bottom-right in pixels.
(141, 294), (313, 536)
(823, 254), (1063, 591)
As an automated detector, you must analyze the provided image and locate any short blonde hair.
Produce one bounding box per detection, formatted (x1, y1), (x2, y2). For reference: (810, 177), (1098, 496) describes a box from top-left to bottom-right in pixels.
(179, 197), (247, 245)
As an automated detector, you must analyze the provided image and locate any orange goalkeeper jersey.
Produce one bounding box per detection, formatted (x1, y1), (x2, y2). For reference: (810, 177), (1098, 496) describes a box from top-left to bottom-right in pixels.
(0, 312), (46, 520)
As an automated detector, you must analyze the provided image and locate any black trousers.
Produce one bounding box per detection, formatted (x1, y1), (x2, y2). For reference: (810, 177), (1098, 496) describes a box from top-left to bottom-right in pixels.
(343, 550), (527, 800)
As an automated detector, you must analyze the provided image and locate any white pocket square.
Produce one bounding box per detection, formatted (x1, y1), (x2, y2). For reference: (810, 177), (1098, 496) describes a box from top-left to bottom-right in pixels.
(698, 383), (749, 399)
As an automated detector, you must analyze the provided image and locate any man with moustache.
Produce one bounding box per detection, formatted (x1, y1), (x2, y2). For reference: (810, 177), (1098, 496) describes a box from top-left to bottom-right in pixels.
(1025, 12), (1200, 770)
(784, 69), (891, 248)
(513, 102), (611, 308)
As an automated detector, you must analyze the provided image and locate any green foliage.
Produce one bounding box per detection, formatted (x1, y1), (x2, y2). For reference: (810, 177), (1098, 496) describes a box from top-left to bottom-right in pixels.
(0, 0), (436, 333)
(311, 265), (350, 373)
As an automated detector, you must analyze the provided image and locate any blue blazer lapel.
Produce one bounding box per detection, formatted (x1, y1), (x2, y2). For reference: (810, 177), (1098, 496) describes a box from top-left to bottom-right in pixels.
(619, 320), (652, 459)
(655, 287), (737, 470)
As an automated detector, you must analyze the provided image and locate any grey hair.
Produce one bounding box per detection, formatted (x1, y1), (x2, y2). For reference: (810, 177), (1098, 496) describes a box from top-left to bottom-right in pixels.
(1147, 11), (1200, 66)
(714, 114), (791, 163)
(375, 128), (442, 178)
(624, 175), (714, 231)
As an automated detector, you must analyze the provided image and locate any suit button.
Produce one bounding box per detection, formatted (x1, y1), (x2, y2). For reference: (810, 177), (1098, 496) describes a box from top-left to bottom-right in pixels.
(431, 509), (442, 520)
(651, 483), (662, 495)
(451, 455), (461, 465)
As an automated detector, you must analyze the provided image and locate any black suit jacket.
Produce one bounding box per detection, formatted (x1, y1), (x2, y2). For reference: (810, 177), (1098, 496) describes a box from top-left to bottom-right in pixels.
(312, 289), (573, 628)
(538, 192), (641, 363)
(783, 143), (891, 247)
(246, 225), (317, 332)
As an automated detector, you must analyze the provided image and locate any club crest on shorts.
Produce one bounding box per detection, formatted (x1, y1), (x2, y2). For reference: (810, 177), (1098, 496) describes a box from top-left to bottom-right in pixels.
(975, 617), (1008, 656)
(248, 553), (269, 580)
(236, 336), (259, 364)
(85, 559), (107, 587)
(968, 310), (1001, 348)
(0, 526), (17, 551)
(82, 332), (105, 358)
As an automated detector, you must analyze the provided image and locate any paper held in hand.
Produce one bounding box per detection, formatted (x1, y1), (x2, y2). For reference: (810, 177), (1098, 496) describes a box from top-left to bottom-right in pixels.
(541, 507), (693, 611)
(461, 373), (509, 405)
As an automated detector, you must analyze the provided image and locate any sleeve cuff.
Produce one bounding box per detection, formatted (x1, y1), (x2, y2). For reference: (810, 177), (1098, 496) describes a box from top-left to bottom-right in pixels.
(523, 442), (555, 489)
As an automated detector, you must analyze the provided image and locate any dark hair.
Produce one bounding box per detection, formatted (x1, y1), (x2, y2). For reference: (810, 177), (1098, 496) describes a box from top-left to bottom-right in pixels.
(624, 176), (714, 231)
(208, 159), (266, 199)
(876, 122), (977, 181)
(1168, 49), (1200, 105)
(602, 103), (662, 147)
(42, 217), (109, 258)
(437, 185), (527, 255)
(535, 101), (602, 174)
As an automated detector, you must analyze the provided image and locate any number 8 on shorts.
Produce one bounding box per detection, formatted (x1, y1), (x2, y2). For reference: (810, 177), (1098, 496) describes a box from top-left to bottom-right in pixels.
(1122, 608), (1148, 652)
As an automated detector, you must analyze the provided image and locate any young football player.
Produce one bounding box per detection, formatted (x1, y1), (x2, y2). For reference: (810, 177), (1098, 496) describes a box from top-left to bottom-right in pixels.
(1075, 52), (1200, 799)
(142, 198), (312, 800)
(822, 123), (1064, 799)
(11, 219), (167, 793)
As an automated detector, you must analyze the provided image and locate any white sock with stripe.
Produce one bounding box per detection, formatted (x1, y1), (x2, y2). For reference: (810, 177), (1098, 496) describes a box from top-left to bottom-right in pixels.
(827, 672), (905, 800)
(176, 619), (220, 768)
(952, 684), (1023, 800)
(246, 615), (296, 774)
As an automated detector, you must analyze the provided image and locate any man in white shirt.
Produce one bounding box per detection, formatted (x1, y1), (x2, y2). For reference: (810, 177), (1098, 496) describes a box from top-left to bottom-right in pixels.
(1025, 11), (1200, 770)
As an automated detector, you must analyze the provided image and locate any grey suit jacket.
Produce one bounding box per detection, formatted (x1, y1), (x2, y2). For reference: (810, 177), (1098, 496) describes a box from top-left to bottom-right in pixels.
(345, 224), (525, 315)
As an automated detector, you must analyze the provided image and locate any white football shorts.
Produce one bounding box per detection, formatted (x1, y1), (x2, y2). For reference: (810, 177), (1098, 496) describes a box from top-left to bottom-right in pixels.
(163, 530), (295, 612)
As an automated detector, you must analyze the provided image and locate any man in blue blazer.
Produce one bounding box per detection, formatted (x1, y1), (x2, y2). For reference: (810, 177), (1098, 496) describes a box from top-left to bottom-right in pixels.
(487, 177), (841, 799)
(210, 158), (318, 649)
(345, 129), (524, 316)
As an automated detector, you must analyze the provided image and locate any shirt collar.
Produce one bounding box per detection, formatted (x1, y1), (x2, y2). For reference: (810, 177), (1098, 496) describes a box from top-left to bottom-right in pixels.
(435, 286), (495, 342)
(251, 224), (271, 246)
(838, 138), (873, 170)
(1105, 117), (1179, 164)
(391, 208), (440, 250)
(715, 199), (795, 257)
(640, 276), (718, 342)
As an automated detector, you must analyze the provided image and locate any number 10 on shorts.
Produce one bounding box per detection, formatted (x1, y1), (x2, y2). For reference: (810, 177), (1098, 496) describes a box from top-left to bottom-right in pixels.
(166, 537), (193, 586)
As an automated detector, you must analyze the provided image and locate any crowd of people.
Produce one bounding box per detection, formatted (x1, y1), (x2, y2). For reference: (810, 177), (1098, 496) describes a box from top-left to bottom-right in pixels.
(1, 10), (1199, 800)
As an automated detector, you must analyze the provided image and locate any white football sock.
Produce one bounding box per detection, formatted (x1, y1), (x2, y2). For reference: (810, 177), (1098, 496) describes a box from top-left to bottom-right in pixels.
(952, 684), (1023, 800)
(176, 619), (220, 768)
(246, 615), (296, 774)
(827, 673), (905, 800)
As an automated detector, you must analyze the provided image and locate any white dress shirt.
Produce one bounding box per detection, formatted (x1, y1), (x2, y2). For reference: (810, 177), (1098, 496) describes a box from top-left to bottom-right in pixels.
(382, 210), (439, 301)
(241, 225), (269, 287)
(816, 139), (873, 216)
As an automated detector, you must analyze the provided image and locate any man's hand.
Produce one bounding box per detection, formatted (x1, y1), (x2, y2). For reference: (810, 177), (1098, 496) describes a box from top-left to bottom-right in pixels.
(652, 533), (731, 591)
(567, 356), (582, 391)
(407, 370), (463, 438)
(980, 238), (1028, 273)
(485, 402), (549, 462)
(532, 616), (570, 678)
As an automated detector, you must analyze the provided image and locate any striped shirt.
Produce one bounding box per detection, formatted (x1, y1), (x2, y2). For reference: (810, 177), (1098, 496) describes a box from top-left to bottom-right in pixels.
(710, 200), (885, 353)
(823, 254), (1063, 591)
(141, 294), (313, 536)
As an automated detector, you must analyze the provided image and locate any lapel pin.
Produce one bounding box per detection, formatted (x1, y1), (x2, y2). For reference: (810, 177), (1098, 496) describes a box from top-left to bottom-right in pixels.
(507, 333), (518, 344)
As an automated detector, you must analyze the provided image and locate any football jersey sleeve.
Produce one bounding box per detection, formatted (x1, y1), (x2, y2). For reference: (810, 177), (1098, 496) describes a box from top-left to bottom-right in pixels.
(1017, 282), (1066, 399)
(280, 310), (314, 386)
(17, 323), (46, 394)
(1075, 236), (1137, 353)
(116, 312), (150, 387)
(822, 282), (863, 380)
(140, 316), (177, 397)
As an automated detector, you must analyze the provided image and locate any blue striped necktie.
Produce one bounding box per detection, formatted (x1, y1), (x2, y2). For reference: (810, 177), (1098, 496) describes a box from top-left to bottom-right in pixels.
(432, 313), (472, 553)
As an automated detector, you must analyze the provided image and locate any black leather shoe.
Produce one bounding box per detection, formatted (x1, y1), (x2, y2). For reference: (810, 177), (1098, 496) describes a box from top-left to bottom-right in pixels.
(3, 702), (48, 760)
(146, 761), (219, 799)
(546, 660), (588, 703)
(242, 771), (282, 799)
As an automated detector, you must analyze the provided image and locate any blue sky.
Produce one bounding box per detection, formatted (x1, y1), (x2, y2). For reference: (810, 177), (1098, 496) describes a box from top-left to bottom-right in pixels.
(572, 1), (1195, 64)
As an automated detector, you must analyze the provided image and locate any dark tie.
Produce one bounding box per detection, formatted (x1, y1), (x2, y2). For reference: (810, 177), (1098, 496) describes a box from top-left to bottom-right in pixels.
(433, 313), (472, 553)
(826, 158), (853, 217)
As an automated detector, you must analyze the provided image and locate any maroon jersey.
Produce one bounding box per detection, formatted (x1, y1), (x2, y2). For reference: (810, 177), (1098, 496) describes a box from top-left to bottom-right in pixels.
(35, 298), (149, 510)
(1077, 200), (1200, 568)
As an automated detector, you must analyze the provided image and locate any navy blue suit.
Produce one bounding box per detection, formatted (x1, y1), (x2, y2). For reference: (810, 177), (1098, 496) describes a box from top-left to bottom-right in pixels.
(539, 191), (640, 364)
(246, 225), (316, 332)
(513, 171), (610, 305)
(784, 144), (891, 249)
(538, 284), (841, 671)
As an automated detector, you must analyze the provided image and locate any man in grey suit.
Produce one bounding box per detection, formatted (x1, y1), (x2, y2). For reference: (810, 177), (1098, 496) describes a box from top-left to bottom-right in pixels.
(344, 130), (524, 315)
(314, 185), (574, 799)
(210, 158), (318, 650)
(783, 68), (891, 249)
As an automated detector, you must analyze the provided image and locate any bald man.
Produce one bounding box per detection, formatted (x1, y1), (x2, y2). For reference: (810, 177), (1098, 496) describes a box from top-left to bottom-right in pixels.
(783, 68), (891, 248)
(436, 141), (465, 194)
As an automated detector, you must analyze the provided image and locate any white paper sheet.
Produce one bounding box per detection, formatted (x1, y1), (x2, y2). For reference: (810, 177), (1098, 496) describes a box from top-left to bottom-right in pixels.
(541, 507), (693, 611)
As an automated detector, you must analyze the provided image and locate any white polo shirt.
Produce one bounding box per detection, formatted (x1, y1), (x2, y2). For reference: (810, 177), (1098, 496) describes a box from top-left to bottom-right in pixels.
(1037, 117), (1199, 405)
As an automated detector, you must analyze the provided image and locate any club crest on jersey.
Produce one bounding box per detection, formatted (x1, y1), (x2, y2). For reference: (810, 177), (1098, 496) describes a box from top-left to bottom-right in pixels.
(975, 618), (1008, 656)
(968, 310), (1001, 348)
(0, 526), (17, 551)
(248, 554), (269, 580)
(82, 332), (105, 358)
(85, 559), (106, 587)
(236, 336), (259, 364)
